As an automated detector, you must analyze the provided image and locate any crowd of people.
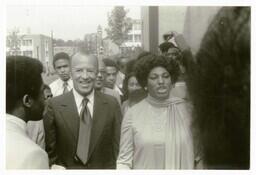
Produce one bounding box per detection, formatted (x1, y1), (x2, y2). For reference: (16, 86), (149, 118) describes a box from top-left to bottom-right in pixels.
(6, 7), (250, 170)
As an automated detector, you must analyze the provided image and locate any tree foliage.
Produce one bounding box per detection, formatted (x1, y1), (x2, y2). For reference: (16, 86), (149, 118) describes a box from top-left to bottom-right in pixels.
(6, 28), (21, 55)
(105, 6), (132, 47)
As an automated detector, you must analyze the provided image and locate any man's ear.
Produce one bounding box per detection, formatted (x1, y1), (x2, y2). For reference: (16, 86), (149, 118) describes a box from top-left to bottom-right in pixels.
(22, 94), (34, 108)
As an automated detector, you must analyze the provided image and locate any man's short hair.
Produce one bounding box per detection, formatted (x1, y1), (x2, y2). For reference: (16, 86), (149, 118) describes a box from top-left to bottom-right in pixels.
(102, 58), (118, 70)
(52, 52), (70, 68)
(159, 42), (176, 53)
(6, 56), (43, 113)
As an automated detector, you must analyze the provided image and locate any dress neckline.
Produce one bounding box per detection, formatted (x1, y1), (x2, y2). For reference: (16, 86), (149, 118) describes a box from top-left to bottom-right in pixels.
(146, 95), (184, 108)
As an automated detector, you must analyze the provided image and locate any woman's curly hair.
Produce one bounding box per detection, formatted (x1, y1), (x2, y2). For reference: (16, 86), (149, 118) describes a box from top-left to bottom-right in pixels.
(134, 54), (180, 88)
(122, 59), (138, 100)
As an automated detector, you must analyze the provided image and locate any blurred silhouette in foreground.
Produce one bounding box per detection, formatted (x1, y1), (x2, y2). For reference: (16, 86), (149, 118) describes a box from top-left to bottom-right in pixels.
(168, 7), (250, 169)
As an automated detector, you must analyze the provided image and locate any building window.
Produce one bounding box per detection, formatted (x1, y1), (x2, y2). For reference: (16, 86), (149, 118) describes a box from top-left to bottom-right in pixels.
(45, 40), (49, 50)
(127, 34), (133, 42)
(7, 39), (10, 46)
(134, 23), (141, 30)
(45, 50), (49, 57)
(22, 39), (32, 46)
(23, 51), (33, 57)
(134, 34), (141, 42)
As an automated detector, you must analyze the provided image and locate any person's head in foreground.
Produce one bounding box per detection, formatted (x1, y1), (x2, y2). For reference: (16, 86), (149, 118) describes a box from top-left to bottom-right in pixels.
(6, 56), (45, 122)
(189, 7), (250, 169)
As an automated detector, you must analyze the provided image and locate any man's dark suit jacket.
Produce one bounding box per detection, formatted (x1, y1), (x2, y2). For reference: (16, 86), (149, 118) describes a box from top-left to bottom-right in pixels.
(43, 90), (122, 169)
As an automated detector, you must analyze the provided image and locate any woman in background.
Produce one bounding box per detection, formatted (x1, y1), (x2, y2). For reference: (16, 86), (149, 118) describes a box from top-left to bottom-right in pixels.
(121, 59), (147, 114)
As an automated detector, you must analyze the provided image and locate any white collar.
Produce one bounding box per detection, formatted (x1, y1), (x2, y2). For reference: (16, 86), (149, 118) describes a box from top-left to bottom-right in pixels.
(118, 71), (125, 79)
(57, 78), (72, 87)
(72, 88), (94, 113)
(114, 85), (123, 95)
(6, 113), (27, 132)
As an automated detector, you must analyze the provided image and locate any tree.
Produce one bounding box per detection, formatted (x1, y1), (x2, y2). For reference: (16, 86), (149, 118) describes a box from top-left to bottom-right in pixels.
(6, 28), (21, 55)
(105, 6), (132, 49)
(84, 34), (97, 54)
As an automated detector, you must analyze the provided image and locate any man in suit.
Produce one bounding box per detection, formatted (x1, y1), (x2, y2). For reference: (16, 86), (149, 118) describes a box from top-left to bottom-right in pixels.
(44, 52), (122, 169)
(6, 56), (49, 169)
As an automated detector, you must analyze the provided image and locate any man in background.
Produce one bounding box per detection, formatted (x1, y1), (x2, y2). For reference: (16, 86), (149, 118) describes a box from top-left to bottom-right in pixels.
(94, 57), (121, 106)
(103, 58), (123, 98)
(50, 52), (73, 97)
(159, 41), (188, 100)
(26, 84), (53, 149)
(116, 56), (129, 92)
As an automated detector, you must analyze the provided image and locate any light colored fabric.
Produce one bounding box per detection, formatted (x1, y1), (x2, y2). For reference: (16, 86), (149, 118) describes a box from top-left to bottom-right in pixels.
(116, 71), (125, 89)
(49, 78), (73, 97)
(51, 164), (66, 169)
(117, 96), (194, 169)
(26, 120), (45, 149)
(121, 100), (130, 115)
(170, 81), (188, 100)
(146, 95), (194, 169)
(102, 87), (121, 106)
(6, 114), (49, 169)
(114, 84), (123, 96)
(73, 89), (94, 118)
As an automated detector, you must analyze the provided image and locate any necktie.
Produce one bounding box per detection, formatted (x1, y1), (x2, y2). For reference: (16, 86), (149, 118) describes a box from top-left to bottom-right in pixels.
(63, 82), (69, 94)
(76, 98), (92, 164)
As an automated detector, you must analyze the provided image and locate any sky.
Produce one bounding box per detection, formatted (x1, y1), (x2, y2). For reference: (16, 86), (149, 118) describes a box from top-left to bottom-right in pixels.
(6, 5), (141, 40)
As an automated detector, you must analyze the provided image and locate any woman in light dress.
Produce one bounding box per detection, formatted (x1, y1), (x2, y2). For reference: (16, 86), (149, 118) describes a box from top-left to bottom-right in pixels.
(117, 54), (195, 169)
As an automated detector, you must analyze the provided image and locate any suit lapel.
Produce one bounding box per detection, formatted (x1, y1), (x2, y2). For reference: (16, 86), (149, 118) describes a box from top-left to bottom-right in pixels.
(59, 91), (80, 142)
(88, 91), (108, 159)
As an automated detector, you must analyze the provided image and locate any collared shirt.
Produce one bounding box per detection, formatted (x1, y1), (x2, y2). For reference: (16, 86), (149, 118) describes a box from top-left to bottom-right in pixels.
(6, 114), (49, 169)
(116, 71), (125, 89)
(49, 78), (73, 97)
(7, 113), (27, 135)
(73, 89), (94, 118)
(114, 85), (123, 96)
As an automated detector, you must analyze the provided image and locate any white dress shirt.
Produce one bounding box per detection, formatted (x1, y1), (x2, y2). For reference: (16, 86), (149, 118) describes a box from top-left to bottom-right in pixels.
(73, 89), (94, 118)
(6, 114), (49, 169)
(49, 78), (73, 97)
